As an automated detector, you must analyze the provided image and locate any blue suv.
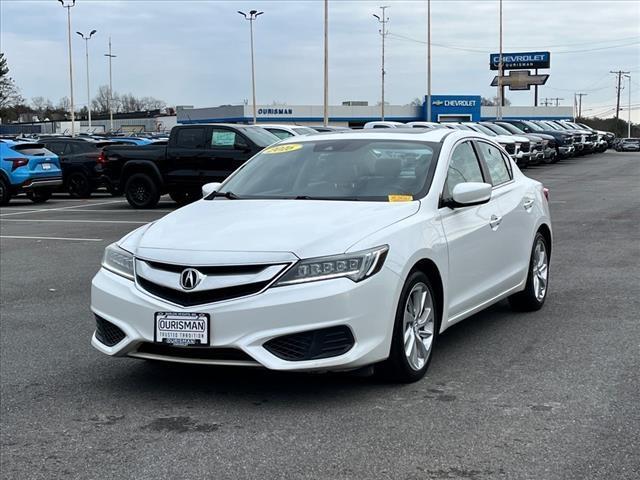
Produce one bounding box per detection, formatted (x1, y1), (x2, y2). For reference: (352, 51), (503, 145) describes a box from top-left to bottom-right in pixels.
(0, 140), (63, 205)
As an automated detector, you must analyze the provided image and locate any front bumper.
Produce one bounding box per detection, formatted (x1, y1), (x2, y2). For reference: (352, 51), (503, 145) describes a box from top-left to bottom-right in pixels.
(559, 145), (575, 156)
(91, 267), (400, 371)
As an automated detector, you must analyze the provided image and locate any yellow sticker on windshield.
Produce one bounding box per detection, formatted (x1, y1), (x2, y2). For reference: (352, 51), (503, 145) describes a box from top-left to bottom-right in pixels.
(263, 144), (303, 154)
(388, 195), (413, 202)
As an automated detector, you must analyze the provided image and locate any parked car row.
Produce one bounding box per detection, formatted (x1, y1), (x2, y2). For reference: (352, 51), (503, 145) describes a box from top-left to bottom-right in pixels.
(363, 119), (614, 168)
(613, 137), (640, 152)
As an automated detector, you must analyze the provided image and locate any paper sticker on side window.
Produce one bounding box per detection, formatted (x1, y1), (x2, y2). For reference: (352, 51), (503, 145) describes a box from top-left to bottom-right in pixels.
(263, 144), (303, 154)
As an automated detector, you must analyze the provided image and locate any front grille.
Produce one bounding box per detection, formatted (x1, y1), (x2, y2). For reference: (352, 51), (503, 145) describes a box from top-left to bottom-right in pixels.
(137, 276), (270, 307)
(519, 142), (530, 153)
(264, 326), (355, 361)
(95, 315), (126, 346)
(144, 260), (266, 275)
(136, 343), (254, 362)
(504, 143), (516, 154)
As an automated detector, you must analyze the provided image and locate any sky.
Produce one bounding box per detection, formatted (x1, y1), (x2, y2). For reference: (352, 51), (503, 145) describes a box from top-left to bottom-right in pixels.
(1, 0), (639, 120)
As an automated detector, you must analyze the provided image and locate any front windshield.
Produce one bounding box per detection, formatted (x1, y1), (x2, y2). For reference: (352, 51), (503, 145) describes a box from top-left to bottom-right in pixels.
(483, 123), (512, 135)
(522, 121), (544, 132)
(465, 123), (496, 136)
(240, 127), (280, 147)
(219, 139), (440, 201)
(497, 123), (525, 134)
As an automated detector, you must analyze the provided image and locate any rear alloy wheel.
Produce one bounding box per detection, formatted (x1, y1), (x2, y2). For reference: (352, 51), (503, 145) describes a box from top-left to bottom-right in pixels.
(27, 190), (52, 204)
(509, 232), (550, 311)
(0, 178), (10, 206)
(124, 173), (160, 209)
(67, 171), (92, 198)
(377, 271), (437, 383)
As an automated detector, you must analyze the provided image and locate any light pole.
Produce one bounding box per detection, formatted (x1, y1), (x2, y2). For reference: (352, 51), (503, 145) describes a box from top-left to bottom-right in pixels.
(238, 10), (263, 124)
(323, 0), (329, 127)
(77, 29), (96, 131)
(58, 0), (76, 136)
(373, 6), (389, 121)
(426, 0), (432, 122)
(497, 0), (503, 120)
(104, 37), (117, 133)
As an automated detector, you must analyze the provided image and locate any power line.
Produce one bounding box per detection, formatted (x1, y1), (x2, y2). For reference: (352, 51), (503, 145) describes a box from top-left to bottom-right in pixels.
(611, 70), (631, 127)
(576, 93), (587, 117)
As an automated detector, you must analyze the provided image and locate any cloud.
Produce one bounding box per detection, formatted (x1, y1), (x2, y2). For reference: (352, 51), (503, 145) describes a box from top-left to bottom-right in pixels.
(1, 0), (638, 119)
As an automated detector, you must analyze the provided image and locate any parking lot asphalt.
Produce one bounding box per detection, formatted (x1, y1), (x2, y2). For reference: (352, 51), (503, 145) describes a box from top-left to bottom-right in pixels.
(1, 151), (639, 480)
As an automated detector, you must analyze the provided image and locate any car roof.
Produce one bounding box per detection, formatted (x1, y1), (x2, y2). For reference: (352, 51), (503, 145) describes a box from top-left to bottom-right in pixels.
(273, 127), (468, 144)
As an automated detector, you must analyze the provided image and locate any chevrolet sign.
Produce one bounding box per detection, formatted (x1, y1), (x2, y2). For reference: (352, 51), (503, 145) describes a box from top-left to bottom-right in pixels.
(490, 51), (550, 70)
(432, 99), (476, 107)
(491, 70), (550, 91)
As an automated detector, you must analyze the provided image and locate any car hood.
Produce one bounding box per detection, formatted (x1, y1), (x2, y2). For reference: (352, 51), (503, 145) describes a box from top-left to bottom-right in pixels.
(125, 199), (420, 262)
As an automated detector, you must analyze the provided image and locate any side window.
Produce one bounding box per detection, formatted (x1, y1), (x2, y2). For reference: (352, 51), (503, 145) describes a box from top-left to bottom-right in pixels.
(443, 141), (484, 199)
(477, 142), (511, 186)
(45, 142), (68, 156)
(175, 128), (206, 148)
(210, 129), (237, 149)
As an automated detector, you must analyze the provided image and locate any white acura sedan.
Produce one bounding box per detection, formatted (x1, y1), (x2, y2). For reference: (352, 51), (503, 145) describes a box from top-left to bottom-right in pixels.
(91, 129), (551, 382)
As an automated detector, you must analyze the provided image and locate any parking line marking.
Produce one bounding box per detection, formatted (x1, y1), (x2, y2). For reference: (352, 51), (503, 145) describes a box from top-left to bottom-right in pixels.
(0, 235), (103, 242)
(1, 219), (147, 224)
(0, 200), (126, 217)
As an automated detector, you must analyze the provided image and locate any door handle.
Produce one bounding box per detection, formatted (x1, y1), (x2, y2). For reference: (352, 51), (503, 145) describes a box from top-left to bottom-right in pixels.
(489, 214), (502, 230)
(523, 198), (535, 210)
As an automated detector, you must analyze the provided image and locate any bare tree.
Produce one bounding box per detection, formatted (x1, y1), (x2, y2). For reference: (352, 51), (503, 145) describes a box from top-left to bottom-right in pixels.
(0, 53), (24, 109)
(57, 96), (71, 112)
(92, 85), (111, 113)
(31, 96), (53, 114)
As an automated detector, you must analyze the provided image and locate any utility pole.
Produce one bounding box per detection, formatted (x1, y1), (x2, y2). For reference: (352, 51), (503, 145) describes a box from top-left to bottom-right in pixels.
(497, 0), (503, 120)
(611, 70), (630, 135)
(624, 73), (631, 138)
(104, 37), (117, 133)
(238, 10), (264, 124)
(323, 0), (329, 126)
(426, 0), (432, 122)
(59, 0), (76, 136)
(373, 6), (389, 121)
(77, 30), (97, 130)
(576, 93), (587, 118)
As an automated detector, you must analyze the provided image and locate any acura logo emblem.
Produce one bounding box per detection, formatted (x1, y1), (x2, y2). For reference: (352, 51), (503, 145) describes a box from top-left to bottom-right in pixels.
(180, 268), (202, 290)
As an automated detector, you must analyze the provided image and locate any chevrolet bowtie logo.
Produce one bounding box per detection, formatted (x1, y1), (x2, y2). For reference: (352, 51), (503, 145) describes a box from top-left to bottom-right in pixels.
(432, 100), (444, 106)
(491, 70), (549, 91)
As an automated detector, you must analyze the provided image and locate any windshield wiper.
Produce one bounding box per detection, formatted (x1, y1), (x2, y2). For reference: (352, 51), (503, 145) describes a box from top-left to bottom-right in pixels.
(293, 195), (360, 201)
(208, 190), (241, 200)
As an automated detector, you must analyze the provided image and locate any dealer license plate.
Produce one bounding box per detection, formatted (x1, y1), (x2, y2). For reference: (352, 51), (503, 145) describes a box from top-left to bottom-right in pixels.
(155, 312), (209, 346)
(42, 163), (52, 170)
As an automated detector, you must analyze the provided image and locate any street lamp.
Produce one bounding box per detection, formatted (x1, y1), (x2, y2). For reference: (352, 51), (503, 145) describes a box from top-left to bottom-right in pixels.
(58, 0), (76, 136)
(373, 6), (389, 121)
(77, 29), (97, 130)
(497, 0), (504, 120)
(323, 0), (329, 127)
(238, 9), (263, 124)
(426, 0), (431, 122)
(624, 74), (631, 138)
(104, 37), (117, 133)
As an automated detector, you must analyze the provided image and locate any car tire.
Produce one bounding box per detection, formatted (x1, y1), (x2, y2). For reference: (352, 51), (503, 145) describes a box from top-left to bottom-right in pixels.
(124, 173), (160, 209)
(376, 271), (438, 383)
(67, 171), (92, 198)
(169, 190), (201, 206)
(508, 232), (550, 312)
(27, 190), (52, 204)
(0, 177), (11, 206)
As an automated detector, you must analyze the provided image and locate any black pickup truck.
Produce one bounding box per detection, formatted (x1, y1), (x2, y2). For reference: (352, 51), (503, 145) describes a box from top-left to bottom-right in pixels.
(99, 124), (279, 208)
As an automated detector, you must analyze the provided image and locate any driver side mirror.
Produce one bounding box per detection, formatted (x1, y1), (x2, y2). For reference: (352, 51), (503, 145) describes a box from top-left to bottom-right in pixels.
(202, 182), (221, 197)
(447, 182), (492, 208)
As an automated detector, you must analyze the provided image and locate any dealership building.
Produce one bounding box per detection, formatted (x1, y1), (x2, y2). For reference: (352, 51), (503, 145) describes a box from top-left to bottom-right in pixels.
(178, 95), (573, 128)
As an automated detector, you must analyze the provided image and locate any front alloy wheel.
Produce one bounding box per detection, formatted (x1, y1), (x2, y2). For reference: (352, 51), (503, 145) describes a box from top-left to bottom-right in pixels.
(377, 271), (438, 383)
(403, 282), (435, 371)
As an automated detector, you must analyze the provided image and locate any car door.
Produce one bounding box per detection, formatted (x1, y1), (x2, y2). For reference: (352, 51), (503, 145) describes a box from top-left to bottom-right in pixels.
(165, 126), (208, 187)
(201, 128), (252, 183)
(439, 140), (506, 320)
(475, 140), (533, 289)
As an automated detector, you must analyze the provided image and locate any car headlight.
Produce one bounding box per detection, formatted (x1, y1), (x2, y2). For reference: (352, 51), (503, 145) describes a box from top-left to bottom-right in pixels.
(275, 245), (389, 286)
(102, 243), (134, 280)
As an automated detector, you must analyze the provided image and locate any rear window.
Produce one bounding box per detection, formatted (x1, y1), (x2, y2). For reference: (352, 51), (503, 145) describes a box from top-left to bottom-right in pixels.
(10, 144), (50, 156)
(175, 128), (206, 148)
(240, 127), (280, 147)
